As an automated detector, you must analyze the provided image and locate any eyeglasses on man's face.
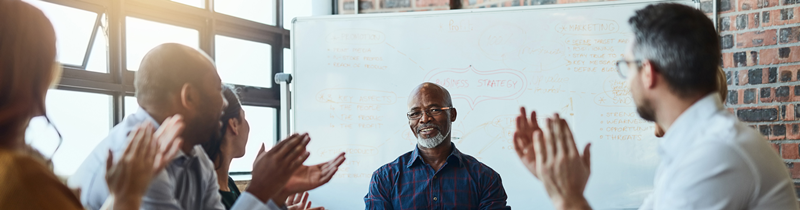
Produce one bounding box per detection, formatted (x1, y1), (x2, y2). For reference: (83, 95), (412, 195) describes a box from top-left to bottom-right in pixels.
(407, 107), (453, 120)
(615, 59), (642, 79)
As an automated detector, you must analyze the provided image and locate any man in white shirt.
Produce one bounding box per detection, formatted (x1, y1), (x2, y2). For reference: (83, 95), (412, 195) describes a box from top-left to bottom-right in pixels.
(512, 3), (800, 210)
(69, 43), (346, 210)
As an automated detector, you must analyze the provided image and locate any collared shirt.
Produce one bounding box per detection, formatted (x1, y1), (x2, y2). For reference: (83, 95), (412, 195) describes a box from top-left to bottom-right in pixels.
(68, 108), (283, 210)
(638, 94), (799, 210)
(364, 143), (510, 210)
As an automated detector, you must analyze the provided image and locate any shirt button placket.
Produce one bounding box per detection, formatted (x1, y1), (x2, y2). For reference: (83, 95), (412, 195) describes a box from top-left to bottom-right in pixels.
(432, 173), (440, 210)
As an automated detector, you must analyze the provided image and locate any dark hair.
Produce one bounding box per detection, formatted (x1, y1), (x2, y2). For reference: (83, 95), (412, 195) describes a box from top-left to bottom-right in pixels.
(629, 3), (720, 98)
(0, 0), (63, 155)
(201, 84), (243, 168)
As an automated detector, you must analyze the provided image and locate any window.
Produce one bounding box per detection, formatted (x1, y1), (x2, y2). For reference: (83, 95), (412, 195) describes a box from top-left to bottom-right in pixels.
(215, 35), (273, 88)
(229, 106), (277, 172)
(125, 17), (199, 70)
(26, 90), (111, 177)
(85, 26), (109, 73)
(124, 96), (139, 118)
(214, 0), (275, 25)
(24, 0), (98, 67)
(170, 0), (204, 8)
(29, 0), (284, 178)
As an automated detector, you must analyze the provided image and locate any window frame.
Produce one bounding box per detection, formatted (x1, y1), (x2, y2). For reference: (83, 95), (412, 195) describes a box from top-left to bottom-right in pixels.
(38, 0), (288, 175)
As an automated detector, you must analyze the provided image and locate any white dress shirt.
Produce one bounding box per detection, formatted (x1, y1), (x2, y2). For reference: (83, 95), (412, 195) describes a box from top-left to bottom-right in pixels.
(68, 108), (283, 210)
(638, 94), (799, 210)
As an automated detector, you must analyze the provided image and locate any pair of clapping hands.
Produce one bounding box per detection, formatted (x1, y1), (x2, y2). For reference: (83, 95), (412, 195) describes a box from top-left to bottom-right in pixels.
(513, 107), (593, 210)
(104, 114), (346, 209)
(248, 132), (346, 207)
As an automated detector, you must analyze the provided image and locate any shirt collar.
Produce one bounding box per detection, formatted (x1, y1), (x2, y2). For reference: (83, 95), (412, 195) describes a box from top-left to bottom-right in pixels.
(133, 107), (192, 160)
(133, 107), (162, 128)
(659, 93), (723, 161)
(406, 142), (465, 168)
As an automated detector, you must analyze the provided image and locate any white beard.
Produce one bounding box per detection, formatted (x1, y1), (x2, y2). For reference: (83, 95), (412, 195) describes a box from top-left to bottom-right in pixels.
(417, 131), (448, 148)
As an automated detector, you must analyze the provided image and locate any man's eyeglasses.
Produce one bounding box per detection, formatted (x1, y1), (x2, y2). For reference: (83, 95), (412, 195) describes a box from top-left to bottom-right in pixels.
(615, 59), (642, 79)
(407, 107), (453, 120)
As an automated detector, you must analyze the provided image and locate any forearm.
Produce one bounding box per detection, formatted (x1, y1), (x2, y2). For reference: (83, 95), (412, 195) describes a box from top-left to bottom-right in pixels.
(553, 196), (592, 210)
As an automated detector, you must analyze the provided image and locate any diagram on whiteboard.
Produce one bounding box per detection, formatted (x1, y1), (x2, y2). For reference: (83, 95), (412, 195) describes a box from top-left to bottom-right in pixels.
(290, 1), (679, 209)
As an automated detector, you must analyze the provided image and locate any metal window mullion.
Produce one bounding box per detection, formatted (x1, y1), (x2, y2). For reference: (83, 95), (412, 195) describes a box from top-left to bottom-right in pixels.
(109, 0), (126, 125)
(81, 13), (103, 70)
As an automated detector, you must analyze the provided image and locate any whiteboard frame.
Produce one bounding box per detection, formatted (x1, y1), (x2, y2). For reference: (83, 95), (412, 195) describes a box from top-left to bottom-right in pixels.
(288, 0), (698, 135)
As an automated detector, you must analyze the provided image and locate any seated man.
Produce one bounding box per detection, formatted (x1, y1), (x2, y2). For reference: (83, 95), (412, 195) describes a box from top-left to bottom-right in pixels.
(365, 82), (510, 210)
(69, 43), (345, 210)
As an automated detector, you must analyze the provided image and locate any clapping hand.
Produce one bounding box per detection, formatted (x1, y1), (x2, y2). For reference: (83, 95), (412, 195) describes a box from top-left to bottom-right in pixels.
(104, 115), (184, 209)
(286, 192), (325, 210)
(513, 109), (592, 210)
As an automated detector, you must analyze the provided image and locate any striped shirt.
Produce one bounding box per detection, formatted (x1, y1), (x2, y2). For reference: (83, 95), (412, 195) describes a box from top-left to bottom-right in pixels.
(365, 143), (511, 210)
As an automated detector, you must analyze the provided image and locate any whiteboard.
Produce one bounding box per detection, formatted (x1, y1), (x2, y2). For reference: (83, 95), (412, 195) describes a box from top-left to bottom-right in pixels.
(291, 0), (694, 209)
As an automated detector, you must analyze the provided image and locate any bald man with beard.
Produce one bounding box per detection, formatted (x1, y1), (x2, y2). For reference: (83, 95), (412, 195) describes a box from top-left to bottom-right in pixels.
(70, 43), (345, 210)
(364, 82), (510, 210)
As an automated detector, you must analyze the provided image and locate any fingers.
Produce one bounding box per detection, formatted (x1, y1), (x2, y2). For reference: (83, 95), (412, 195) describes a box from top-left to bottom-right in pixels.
(106, 150), (113, 171)
(512, 132), (525, 158)
(543, 118), (556, 162)
(518, 107), (529, 131)
(275, 133), (303, 159)
(155, 138), (182, 173)
(532, 130), (546, 178)
(583, 143), (592, 173)
(157, 115), (185, 146)
(257, 143), (266, 157)
(290, 151), (311, 173)
(552, 115), (568, 160)
(123, 124), (144, 157)
(529, 110), (539, 131)
(562, 118), (579, 157)
(142, 122), (156, 161)
(300, 192), (309, 209)
(284, 134), (311, 162)
(287, 192), (301, 205)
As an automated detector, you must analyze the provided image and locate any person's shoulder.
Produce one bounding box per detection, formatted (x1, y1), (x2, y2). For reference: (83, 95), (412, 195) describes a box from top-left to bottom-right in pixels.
(372, 150), (414, 176)
(0, 149), (63, 190)
(459, 153), (501, 177)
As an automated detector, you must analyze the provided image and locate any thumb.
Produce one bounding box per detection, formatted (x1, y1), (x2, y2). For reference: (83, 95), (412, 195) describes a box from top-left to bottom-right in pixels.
(258, 143), (266, 156)
(106, 150), (113, 172)
(582, 143), (592, 171)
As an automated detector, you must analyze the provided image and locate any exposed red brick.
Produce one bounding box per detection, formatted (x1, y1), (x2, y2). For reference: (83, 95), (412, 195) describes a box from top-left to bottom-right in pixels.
(762, 87), (776, 103)
(739, 0), (778, 11)
(770, 124), (787, 140)
(768, 8), (800, 27)
(752, 12), (760, 29)
(764, 0), (779, 8)
(739, 69), (750, 85)
(723, 52), (735, 68)
(770, 143), (781, 153)
(787, 106), (797, 121)
(761, 46), (800, 65)
(737, 29), (778, 48)
(739, 0), (758, 11)
(789, 163), (800, 179)
(783, 143), (800, 159)
(416, 0), (448, 7)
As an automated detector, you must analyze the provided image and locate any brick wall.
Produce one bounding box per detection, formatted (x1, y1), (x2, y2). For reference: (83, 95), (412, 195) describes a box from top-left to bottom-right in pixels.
(333, 0), (800, 198)
(337, 0), (450, 14)
(336, 0), (608, 13)
(719, 0), (800, 196)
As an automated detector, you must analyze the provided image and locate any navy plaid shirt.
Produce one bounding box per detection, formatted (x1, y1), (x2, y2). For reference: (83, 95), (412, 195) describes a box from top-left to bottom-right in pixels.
(364, 143), (511, 210)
